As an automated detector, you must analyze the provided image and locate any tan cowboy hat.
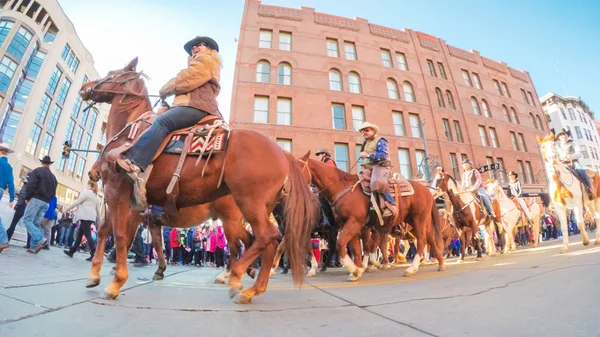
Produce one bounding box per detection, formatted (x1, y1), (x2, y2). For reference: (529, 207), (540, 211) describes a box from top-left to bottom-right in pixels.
(0, 142), (14, 153)
(358, 121), (380, 134)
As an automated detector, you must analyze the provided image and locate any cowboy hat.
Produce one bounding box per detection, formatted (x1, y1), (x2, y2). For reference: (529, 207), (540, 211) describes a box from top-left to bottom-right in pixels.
(358, 121), (380, 134)
(508, 170), (518, 178)
(554, 128), (571, 140)
(462, 158), (473, 165)
(0, 142), (14, 153)
(183, 36), (219, 55)
(40, 155), (54, 164)
(315, 149), (332, 156)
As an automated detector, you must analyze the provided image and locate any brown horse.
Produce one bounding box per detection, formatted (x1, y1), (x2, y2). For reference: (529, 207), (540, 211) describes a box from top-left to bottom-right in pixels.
(80, 58), (318, 304)
(298, 153), (445, 281)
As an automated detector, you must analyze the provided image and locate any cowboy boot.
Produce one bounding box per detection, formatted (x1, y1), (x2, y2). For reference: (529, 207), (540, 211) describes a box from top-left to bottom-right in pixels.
(115, 157), (142, 183)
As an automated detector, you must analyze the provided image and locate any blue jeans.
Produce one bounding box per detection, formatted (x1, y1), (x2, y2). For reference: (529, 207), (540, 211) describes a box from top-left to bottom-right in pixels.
(0, 188), (8, 244)
(382, 192), (395, 205)
(21, 198), (49, 248)
(59, 226), (73, 246)
(476, 188), (495, 217)
(125, 106), (208, 170)
(575, 168), (593, 189)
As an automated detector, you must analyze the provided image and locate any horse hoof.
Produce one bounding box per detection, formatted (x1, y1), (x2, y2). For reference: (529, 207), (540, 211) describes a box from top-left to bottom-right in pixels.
(373, 262), (382, 269)
(234, 292), (253, 304)
(365, 265), (376, 273)
(382, 263), (392, 270)
(306, 269), (316, 277)
(533, 244), (539, 248)
(228, 285), (242, 299)
(214, 277), (226, 285)
(269, 268), (275, 277)
(476, 257), (482, 261)
(583, 239), (590, 246)
(346, 274), (359, 282)
(438, 265), (446, 272)
(403, 270), (415, 277)
(560, 247), (569, 254)
(153, 273), (164, 281)
(247, 268), (256, 279)
(595, 240), (600, 246)
(104, 289), (119, 300)
(86, 277), (100, 288)
(457, 259), (464, 264)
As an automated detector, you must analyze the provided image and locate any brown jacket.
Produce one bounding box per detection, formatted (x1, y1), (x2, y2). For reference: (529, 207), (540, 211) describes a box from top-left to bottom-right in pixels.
(159, 51), (222, 116)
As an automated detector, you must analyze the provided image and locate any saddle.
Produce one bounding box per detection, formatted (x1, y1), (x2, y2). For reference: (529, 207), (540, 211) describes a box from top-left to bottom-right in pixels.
(359, 169), (414, 225)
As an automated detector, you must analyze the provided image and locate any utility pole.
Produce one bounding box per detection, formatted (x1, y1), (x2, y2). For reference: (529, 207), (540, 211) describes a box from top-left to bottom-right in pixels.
(418, 119), (432, 181)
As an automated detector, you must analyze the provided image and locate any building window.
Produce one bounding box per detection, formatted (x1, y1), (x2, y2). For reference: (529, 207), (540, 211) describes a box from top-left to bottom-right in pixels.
(56, 77), (72, 105)
(472, 73), (482, 89)
(276, 97), (291, 125)
(13, 78), (33, 110)
(493, 80), (501, 95)
(442, 119), (453, 141)
(381, 49), (392, 67)
(435, 88), (445, 108)
(25, 49), (46, 79)
(25, 124), (42, 156)
(510, 107), (519, 124)
(253, 96), (269, 123)
(427, 59), (437, 77)
(1, 109), (21, 145)
(409, 113), (422, 138)
(73, 126), (84, 148)
(510, 132), (519, 151)
(334, 143), (350, 172)
(7, 26), (33, 61)
(387, 79), (399, 99)
(502, 105), (511, 122)
(351, 105), (365, 131)
(528, 91), (536, 106)
(568, 108), (575, 120)
(453, 121), (464, 143)
(536, 115), (544, 130)
(348, 72), (362, 93)
(574, 126), (583, 139)
(81, 133), (91, 151)
(446, 90), (456, 109)
(489, 127), (499, 148)
(403, 81), (415, 102)
(392, 111), (406, 136)
(326, 38), (339, 57)
(277, 63), (291, 85)
(259, 29), (272, 48)
(581, 145), (589, 159)
(390, 53), (407, 72)
(344, 41), (357, 60)
(481, 99), (491, 117)
(61, 44), (79, 73)
(478, 126), (489, 146)
(560, 108), (567, 120)
(471, 97), (481, 115)
(329, 69), (343, 91)
(67, 153), (78, 175)
(39, 133), (53, 159)
(525, 161), (534, 184)
(64, 118), (75, 141)
(0, 56), (18, 93)
(486, 157), (495, 179)
(75, 157), (86, 181)
(437, 62), (447, 80)
(461, 154), (469, 164)
(501, 82), (511, 98)
(517, 160), (526, 184)
(276, 138), (292, 152)
(46, 66), (63, 95)
(521, 89), (529, 104)
(450, 153), (460, 178)
(47, 104), (62, 133)
(398, 148), (412, 179)
(256, 60), (270, 83)
(496, 158), (506, 183)
(332, 104), (346, 130)
(278, 32), (292, 51)
(36, 94), (52, 123)
(462, 70), (472, 86)
(0, 20), (14, 47)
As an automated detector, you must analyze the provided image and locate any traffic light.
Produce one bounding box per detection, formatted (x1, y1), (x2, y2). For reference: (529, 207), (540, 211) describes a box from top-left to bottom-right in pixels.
(62, 140), (72, 159)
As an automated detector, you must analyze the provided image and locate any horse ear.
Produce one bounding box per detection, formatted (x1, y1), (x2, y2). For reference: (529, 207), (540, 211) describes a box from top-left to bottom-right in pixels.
(300, 151), (310, 161)
(125, 57), (139, 71)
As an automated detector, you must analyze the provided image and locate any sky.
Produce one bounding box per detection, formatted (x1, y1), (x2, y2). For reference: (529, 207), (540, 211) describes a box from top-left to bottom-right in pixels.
(58, 0), (600, 120)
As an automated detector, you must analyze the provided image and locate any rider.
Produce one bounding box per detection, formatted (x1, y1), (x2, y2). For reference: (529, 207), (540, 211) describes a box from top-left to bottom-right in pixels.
(315, 149), (337, 167)
(555, 128), (594, 199)
(358, 122), (398, 217)
(507, 171), (533, 225)
(116, 36), (222, 188)
(461, 158), (496, 220)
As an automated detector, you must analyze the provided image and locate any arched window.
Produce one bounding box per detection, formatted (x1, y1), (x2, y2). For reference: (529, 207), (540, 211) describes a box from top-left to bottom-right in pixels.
(481, 99), (491, 117)
(277, 62), (291, 85)
(510, 107), (520, 124)
(502, 105), (510, 122)
(446, 90), (456, 110)
(403, 81), (415, 102)
(329, 69), (343, 91)
(348, 72), (362, 93)
(387, 78), (399, 99)
(471, 97), (480, 115)
(530, 113), (537, 129)
(435, 88), (445, 108)
(256, 60), (271, 83)
(536, 115), (544, 130)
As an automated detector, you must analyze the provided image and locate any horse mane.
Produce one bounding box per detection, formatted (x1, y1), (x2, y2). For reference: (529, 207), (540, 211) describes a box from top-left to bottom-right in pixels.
(337, 169), (359, 183)
(445, 174), (459, 188)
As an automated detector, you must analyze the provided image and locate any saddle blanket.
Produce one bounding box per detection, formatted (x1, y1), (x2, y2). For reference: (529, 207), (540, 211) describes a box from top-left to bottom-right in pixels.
(359, 171), (414, 197)
(163, 131), (229, 156)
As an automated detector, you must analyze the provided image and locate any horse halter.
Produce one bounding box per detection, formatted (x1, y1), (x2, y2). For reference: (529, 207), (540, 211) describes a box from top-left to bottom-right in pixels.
(81, 70), (147, 101)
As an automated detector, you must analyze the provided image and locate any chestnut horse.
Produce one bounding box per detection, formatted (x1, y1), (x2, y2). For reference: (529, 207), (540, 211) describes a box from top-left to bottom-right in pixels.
(80, 58), (318, 304)
(298, 154), (445, 281)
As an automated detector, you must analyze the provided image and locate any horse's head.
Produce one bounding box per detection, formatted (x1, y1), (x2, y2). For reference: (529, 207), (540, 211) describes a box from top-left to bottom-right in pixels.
(80, 57), (147, 104)
(537, 134), (557, 165)
(297, 151), (313, 184)
(433, 170), (449, 192)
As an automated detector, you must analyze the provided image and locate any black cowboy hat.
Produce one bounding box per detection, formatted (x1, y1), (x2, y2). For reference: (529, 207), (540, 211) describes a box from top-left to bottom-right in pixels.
(183, 36), (219, 55)
(508, 170), (518, 178)
(40, 155), (54, 164)
(315, 149), (332, 156)
(553, 128), (571, 140)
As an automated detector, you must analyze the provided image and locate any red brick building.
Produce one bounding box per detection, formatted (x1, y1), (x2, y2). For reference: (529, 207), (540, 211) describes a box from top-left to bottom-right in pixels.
(230, 0), (548, 191)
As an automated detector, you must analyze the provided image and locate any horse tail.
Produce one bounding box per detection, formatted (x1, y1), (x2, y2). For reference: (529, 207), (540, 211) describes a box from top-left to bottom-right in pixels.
(282, 152), (319, 287)
(431, 199), (443, 245)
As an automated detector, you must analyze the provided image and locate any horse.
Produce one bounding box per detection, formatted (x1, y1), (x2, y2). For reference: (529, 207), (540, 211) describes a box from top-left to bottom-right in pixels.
(486, 179), (542, 251)
(79, 58), (319, 304)
(298, 153), (445, 281)
(537, 134), (600, 252)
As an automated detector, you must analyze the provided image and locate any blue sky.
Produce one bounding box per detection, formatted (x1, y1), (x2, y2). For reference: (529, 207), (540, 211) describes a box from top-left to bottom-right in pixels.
(59, 0), (600, 119)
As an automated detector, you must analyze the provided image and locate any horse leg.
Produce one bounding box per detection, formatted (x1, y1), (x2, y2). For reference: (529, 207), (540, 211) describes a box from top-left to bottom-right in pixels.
(404, 234), (425, 277)
(426, 224), (446, 272)
(593, 204), (600, 245)
(379, 234), (392, 269)
(270, 238), (286, 277)
(149, 222), (166, 280)
(338, 221), (364, 282)
(216, 220), (245, 284)
(307, 241), (318, 277)
(555, 206), (569, 253)
(574, 206), (590, 246)
(369, 230), (383, 269)
(360, 227), (373, 272)
(87, 216), (112, 288)
(104, 198), (136, 299)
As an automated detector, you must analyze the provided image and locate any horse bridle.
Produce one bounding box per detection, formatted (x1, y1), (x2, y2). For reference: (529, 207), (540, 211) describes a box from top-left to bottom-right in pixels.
(82, 70), (147, 100)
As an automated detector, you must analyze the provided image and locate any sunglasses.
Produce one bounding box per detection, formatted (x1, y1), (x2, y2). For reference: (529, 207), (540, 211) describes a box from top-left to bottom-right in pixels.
(194, 42), (207, 48)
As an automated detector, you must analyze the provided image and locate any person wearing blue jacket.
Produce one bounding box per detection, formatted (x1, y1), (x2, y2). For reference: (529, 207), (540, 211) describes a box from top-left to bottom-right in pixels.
(0, 142), (15, 253)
